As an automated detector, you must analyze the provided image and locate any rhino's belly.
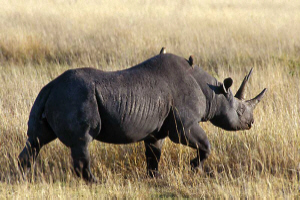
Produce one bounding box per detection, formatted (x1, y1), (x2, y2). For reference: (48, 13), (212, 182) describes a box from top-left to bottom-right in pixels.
(95, 97), (170, 144)
(95, 120), (156, 144)
(96, 107), (167, 144)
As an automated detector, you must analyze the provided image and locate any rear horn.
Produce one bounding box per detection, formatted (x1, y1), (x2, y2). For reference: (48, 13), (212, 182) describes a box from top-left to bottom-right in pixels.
(235, 68), (253, 100)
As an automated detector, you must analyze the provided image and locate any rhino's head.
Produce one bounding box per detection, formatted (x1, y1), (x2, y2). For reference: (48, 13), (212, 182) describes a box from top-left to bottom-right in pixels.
(210, 68), (267, 131)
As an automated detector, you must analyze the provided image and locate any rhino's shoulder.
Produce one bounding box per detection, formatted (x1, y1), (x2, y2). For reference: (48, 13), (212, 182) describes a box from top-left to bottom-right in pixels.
(156, 53), (190, 69)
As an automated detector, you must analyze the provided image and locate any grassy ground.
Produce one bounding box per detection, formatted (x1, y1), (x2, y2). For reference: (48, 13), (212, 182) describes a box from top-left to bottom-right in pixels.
(0, 0), (299, 198)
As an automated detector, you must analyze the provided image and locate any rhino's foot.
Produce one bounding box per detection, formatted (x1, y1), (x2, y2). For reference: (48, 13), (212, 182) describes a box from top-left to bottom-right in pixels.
(190, 157), (204, 174)
(18, 154), (31, 177)
(147, 170), (162, 178)
(191, 165), (204, 174)
(71, 145), (99, 183)
(83, 171), (98, 184)
(73, 163), (98, 183)
(18, 159), (30, 180)
(144, 139), (164, 179)
(18, 138), (40, 180)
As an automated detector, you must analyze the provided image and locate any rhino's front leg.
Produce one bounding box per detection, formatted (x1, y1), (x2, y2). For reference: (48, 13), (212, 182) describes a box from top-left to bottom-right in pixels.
(169, 122), (211, 172)
(144, 138), (164, 178)
(187, 124), (211, 172)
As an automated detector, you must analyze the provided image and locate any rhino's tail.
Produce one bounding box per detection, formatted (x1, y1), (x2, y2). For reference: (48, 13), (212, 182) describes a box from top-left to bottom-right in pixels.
(19, 82), (55, 174)
(27, 82), (53, 136)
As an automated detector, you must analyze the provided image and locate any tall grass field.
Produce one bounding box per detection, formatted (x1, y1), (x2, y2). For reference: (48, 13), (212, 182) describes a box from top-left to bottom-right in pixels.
(0, 0), (299, 198)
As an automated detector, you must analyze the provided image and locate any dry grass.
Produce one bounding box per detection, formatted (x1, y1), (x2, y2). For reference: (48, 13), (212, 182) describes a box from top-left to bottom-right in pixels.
(0, 0), (299, 198)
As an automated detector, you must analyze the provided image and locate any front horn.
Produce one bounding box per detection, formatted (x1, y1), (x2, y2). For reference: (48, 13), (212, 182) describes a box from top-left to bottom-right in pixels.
(235, 68), (253, 100)
(247, 88), (267, 108)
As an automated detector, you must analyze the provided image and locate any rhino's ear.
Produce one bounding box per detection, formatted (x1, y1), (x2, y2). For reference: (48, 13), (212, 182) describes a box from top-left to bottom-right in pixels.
(222, 78), (233, 94)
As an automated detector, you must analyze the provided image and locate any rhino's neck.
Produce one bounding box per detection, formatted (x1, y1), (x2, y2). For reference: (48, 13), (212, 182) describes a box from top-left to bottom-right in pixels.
(191, 66), (222, 122)
(202, 80), (222, 121)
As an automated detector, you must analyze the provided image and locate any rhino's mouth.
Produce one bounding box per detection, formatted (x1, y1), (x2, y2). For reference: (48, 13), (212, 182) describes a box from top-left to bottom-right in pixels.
(246, 120), (254, 130)
(246, 124), (252, 130)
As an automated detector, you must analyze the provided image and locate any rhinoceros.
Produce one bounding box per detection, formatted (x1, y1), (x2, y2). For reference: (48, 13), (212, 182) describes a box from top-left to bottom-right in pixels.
(18, 50), (266, 182)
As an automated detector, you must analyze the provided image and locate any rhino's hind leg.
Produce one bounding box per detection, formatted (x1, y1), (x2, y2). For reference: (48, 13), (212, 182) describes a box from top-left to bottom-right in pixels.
(18, 138), (39, 176)
(144, 138), (164, 178)
(71, 145), (97, 183)
(18, 120), (57, 177)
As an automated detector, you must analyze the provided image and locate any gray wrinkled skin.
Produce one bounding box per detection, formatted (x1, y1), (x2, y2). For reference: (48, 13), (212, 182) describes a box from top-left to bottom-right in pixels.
(18, 53), (266, 182)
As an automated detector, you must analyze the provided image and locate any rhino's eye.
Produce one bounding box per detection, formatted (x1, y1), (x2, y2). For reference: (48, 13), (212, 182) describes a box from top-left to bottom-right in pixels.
(237, 106), (245, 116)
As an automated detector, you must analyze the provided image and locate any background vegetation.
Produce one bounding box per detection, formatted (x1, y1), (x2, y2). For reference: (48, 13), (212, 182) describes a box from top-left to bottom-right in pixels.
(0, 0), (299, 198)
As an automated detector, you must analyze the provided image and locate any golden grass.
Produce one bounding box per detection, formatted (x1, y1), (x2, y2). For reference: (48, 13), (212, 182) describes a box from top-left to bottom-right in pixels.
(0, 0), (299, 198)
